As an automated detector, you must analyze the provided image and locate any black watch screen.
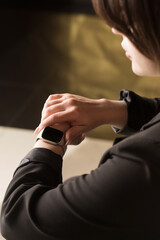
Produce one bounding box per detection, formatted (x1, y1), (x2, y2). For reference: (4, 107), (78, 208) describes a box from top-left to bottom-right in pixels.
(42, 127), (63, 143)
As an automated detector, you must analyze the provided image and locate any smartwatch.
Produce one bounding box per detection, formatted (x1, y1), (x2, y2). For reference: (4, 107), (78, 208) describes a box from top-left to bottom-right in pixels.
(37, 126), (64, 146)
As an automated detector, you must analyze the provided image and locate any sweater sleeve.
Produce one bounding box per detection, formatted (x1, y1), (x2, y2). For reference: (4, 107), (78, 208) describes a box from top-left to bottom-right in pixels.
(0, 146), (152, 240)
(114, 89), (160, 135)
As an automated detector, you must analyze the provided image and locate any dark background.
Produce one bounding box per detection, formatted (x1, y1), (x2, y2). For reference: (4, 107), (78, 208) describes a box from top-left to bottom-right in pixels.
(0, 0), (95, 130)
(1, 1), (159, 140)
(0, 0), (95, 14)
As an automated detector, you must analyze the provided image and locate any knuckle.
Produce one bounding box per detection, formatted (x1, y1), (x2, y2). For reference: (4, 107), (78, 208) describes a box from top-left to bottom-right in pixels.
(50, 114), (55, 121)
(71, 105), (78, 113)
(45, 95), (53, 106)
(69, 106), (79, 118)
(64, 93), (71, 98)
(48, 94), (54, 100)
(67, 98), (76, 106)
(48, 94), (62, 101)
(64, 93), (76, 102)
(42, 107), (53, 118)
(45, 108), (50, 115)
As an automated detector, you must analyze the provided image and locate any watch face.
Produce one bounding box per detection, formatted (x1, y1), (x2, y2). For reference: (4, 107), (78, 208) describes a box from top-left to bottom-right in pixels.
(42, 127), (63, 143)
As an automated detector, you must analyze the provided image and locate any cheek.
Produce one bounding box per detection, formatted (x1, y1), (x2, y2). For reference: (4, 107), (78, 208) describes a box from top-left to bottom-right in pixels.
(121, 37), (160, 76)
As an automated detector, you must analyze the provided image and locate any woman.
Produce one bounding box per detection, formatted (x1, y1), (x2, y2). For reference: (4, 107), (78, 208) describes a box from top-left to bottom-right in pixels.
(1, 0), (160, 239)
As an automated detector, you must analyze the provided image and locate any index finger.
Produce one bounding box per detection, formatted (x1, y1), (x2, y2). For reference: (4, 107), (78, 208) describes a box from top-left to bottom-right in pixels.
(37, 111), (73, 133)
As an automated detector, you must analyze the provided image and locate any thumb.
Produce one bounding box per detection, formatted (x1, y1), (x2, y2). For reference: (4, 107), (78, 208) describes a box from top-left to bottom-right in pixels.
(65, 126), (86, 145)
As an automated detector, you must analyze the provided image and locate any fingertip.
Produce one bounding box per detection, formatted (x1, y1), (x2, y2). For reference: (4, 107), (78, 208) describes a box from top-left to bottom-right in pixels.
(34, 127), (39, 135)
(64, 134), (70, 146)
(34, 124), (44, 134)
(65, 141), (70, 146)
(81, 133), (85, 140)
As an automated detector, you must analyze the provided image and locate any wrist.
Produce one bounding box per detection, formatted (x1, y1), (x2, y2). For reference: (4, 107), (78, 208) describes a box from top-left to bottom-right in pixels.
(35, 126), (67, 156)
(99, 98), (128, 129)
(34, 139), (66, 157)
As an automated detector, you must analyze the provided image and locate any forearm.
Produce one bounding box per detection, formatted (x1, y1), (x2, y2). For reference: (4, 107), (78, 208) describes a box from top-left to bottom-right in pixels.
(1, 141), (150, 240)
(1, 148), (63, 240)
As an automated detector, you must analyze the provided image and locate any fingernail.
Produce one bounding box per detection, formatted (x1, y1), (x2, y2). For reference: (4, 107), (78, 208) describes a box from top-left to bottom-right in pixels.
(34, 127), (39, 135)
(65, 141), (70, 146)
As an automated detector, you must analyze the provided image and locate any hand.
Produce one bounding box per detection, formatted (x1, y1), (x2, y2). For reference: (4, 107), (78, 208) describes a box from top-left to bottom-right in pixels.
(35, 93), (128, 145)
(35, 93), (108, 144)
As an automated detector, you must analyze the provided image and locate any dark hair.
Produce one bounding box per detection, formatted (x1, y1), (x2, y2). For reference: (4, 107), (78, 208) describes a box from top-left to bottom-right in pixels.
(92, 0), (160, 63)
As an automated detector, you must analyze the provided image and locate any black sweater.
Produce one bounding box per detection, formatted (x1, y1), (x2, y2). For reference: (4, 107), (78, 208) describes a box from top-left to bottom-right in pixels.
(1, 90), (160, 240)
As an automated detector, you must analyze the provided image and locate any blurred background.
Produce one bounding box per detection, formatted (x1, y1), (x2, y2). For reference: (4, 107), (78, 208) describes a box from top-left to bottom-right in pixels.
(0, 0), (160, 140)
(1, 2), (160, 239)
